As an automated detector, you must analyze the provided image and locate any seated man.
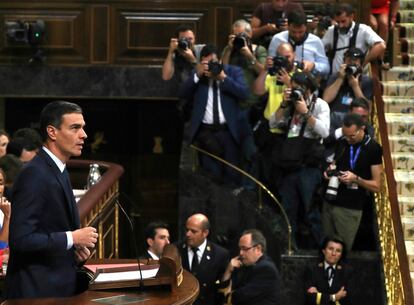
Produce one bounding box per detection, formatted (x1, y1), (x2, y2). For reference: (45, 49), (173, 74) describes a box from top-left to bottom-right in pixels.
(178, 44), (249, 184)
(305, 236), (353, 305)
(323, 47), (373, 122)
(143, 221), (170, 260)
(7, 128), (42, 163)
(250, 0), (304, 49)
(268, 11), (330, 77)
(222, 229), (281, 305)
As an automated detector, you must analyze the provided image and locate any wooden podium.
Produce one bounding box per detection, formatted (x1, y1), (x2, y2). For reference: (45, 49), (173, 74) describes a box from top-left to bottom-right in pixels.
(1, 245), (199, 305)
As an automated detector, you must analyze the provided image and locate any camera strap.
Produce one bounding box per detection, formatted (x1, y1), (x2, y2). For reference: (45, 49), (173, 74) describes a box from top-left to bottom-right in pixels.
(329, 23), (360, 74)
(287, 93), (317, 138)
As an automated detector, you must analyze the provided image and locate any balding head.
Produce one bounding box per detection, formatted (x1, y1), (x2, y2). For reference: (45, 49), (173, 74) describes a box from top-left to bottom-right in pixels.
(185, 213), (210, 248)
(276, 42), (295, 67)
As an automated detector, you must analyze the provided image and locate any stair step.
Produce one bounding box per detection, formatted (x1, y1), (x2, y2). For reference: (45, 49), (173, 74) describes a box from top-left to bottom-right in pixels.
(395, 170), (414, 197)
(382, 81), (414, 96)
(392, 152), (414, 170)
(389, 136), (414, 153)
(382, 67), (414, 82)
(383, 96), (414, 113)
(400, 0), (414, 10)
(400, 196), (414, 217)
(399, 11), (414, 23)
(403, 216), (414, 241)
(406, 241), (414, 272)
(385, 113), (414, 136)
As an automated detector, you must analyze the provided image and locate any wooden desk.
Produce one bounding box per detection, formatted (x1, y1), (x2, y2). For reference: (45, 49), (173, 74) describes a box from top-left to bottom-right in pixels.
(1, 270), (198, 305)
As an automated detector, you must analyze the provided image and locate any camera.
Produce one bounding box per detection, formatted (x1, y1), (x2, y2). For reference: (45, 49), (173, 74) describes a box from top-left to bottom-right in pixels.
(325, 166), (340, 201)
(208, 60), (223, 76)
(290, 87), (305, 103)
(268, 55), (289, 81)
(345, 64), (362, 77)
(177, 37), (190, 50)
(294, 60), (304, 71)
(233, 32), (250, 52)
(276, 18), (286, 28)
(318, 16), (332, 31)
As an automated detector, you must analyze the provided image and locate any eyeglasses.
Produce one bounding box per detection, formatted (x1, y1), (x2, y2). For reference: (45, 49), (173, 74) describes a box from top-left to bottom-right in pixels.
(239, 244), (258, 252)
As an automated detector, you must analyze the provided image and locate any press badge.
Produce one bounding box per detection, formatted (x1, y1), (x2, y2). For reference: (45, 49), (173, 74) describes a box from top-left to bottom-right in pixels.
(341, 95), (353, 106)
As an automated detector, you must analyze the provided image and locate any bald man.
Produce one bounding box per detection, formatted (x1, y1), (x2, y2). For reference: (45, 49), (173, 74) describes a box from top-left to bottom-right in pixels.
(180, 213), (229, 305)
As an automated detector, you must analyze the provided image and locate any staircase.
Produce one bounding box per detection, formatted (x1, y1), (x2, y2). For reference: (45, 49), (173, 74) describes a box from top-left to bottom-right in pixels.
(381, 0), (414, 292)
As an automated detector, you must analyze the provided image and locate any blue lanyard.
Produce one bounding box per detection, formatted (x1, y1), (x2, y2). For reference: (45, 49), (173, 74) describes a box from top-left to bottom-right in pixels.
(349, 145), (361, 170)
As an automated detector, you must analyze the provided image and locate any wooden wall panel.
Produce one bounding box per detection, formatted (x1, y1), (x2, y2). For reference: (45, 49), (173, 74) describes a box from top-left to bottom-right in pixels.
(214, 7), (233, 47)
(91, 5), (109, 63)
(0, 8), (90, 64)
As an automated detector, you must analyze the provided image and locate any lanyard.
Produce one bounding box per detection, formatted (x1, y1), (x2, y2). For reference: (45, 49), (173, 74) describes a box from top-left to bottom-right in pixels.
(349, 145), (361, 170)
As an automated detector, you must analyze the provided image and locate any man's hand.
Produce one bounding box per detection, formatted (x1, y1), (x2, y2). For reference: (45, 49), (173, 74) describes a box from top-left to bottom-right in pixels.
(347, 73), (360, 89)
(74, 246), (91, 263)
(295, 95), (309, 115)
(227, 34), (235, 48)
(168, 38), (178, 53)
(335, 286), (347, 300)
(180, 47), (196, 64)
(266, 23), (278, 34)
(196, 61), (209, 78)
(307, 286), (319, 294)
(72, 227), (98, 248)
(215, 69), (227, 81)
(302, 60), (315, 73)
(338, 64), (347, 80)
(277, 68), (291, 86)
(0, 197), (11, 219)
(338, 170), (358, 185)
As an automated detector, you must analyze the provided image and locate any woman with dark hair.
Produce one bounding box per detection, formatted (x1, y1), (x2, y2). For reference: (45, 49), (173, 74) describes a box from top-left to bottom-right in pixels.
(0, 130), (10, 158)
(305, 236), (353, 305)
(0, 168), (11, 249)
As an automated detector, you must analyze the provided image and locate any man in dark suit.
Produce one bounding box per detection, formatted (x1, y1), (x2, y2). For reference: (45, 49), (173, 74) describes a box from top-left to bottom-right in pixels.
(222, 229), (281, 305)
(305, 236), (353, 305)
(5, 101), (99, 299)
(178, 44), (250, 184)
(142, 220), (170, 260)
(179, 213), (229, 305)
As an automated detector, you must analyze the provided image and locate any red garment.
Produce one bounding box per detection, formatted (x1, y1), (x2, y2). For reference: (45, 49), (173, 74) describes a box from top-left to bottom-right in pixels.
(371, 0), (390, 15)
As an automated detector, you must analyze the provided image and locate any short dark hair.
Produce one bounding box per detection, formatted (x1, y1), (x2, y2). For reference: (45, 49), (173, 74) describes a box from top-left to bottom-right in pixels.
(175, 24), (194, 37)
(350, 97), (370, 111)
(10, 128), (42, 153)
(343, 113), (364, 129)
(291, 71), (318, 93)
(242, 229), (267, 253)
(200, 44), (218, 59)
(0, 154), (23, 185)
(287, 11), (307, 27)
(344, 47), (365, 64)
(144, 221), (169, 241)
(320, 235), (347, 261)
(335, 4), (354, 16)
(39, 101), (83, 142)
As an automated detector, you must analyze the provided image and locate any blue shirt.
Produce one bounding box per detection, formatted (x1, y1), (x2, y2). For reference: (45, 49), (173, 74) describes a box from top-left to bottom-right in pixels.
(268, 31), (330, 77)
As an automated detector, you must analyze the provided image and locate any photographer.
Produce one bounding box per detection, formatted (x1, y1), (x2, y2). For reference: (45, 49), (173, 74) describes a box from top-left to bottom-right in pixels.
(250, 0), (304, 49)
(309, 5), (335, 39)
(322, 113), (382, 252)
(323, 47), (373, 126)
(162, 25), (205, 82)
(270, 71), (330, 249)
(251, 42), (296, 189)
(268, 11), (330, 77)
(178, 44), (249, 184)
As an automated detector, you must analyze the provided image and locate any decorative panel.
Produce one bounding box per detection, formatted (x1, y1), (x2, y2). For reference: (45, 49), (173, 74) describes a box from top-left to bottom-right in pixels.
(114, 11), (206, 65)
(0, 9), (89, 64)
(91, 5), (109, 63)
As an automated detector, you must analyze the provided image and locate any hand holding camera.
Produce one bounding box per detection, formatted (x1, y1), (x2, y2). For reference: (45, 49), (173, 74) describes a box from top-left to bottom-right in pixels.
(275, 18), (288, 31)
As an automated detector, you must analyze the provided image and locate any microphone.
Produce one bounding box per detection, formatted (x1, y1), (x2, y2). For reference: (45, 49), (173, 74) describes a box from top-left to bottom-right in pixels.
(115, 198), (144, 290)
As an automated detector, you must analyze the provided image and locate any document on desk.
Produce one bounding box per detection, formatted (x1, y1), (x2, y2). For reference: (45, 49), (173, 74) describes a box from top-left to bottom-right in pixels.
(94, 267), (159, 283)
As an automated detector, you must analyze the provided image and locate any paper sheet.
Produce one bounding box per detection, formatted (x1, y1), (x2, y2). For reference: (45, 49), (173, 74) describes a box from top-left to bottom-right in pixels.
(94, 268), (159, 283)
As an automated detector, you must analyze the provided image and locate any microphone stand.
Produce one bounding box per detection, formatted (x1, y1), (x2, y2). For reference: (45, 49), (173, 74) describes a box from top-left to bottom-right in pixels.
(115, 198), (145, 291)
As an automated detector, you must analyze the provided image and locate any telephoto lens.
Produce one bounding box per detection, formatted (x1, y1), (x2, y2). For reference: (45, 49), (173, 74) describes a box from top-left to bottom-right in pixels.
(325, 165), (340, 201)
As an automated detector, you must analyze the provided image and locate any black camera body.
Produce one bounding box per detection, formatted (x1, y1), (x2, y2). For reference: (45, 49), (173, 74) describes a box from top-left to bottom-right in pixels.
(276, 18), (286, 28)
(233, 32), (250, 52)
(208, 61), (224, 76)
(268, 55), (289, 77)
(177, 37), (190, 50)
(345, 64), (362, 77)
(290, 87), (305, 103)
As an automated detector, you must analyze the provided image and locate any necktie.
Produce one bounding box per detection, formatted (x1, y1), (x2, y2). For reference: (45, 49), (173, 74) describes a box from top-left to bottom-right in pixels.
(212, 80), (219, 125)
(191, 247), (199, 272)
(62, 168), (79, 228)
(326, 266), (335, 285)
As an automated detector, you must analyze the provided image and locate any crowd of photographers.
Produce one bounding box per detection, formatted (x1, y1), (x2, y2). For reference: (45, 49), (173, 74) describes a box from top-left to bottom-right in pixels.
(162, 1), (386, 252)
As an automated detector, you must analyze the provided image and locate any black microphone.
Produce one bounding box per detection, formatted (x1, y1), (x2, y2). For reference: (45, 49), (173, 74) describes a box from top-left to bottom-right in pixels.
(115, 198), (145, 290)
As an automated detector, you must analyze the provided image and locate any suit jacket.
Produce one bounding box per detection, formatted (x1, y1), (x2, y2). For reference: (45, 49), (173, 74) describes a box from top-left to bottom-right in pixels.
(305, 261), (353, 305)
(231, 255), (281, 305)
(5, 149), (81, 299)
(180, 241), (230, 305)
(178, 64), (249, 144)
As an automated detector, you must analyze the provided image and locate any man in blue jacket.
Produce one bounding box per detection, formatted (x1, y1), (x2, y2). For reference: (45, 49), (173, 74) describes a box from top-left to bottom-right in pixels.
(179, 44), (249, 184)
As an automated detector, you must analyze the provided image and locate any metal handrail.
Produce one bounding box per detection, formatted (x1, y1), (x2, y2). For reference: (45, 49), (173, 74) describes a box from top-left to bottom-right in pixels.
(189, 144), (293, 255)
